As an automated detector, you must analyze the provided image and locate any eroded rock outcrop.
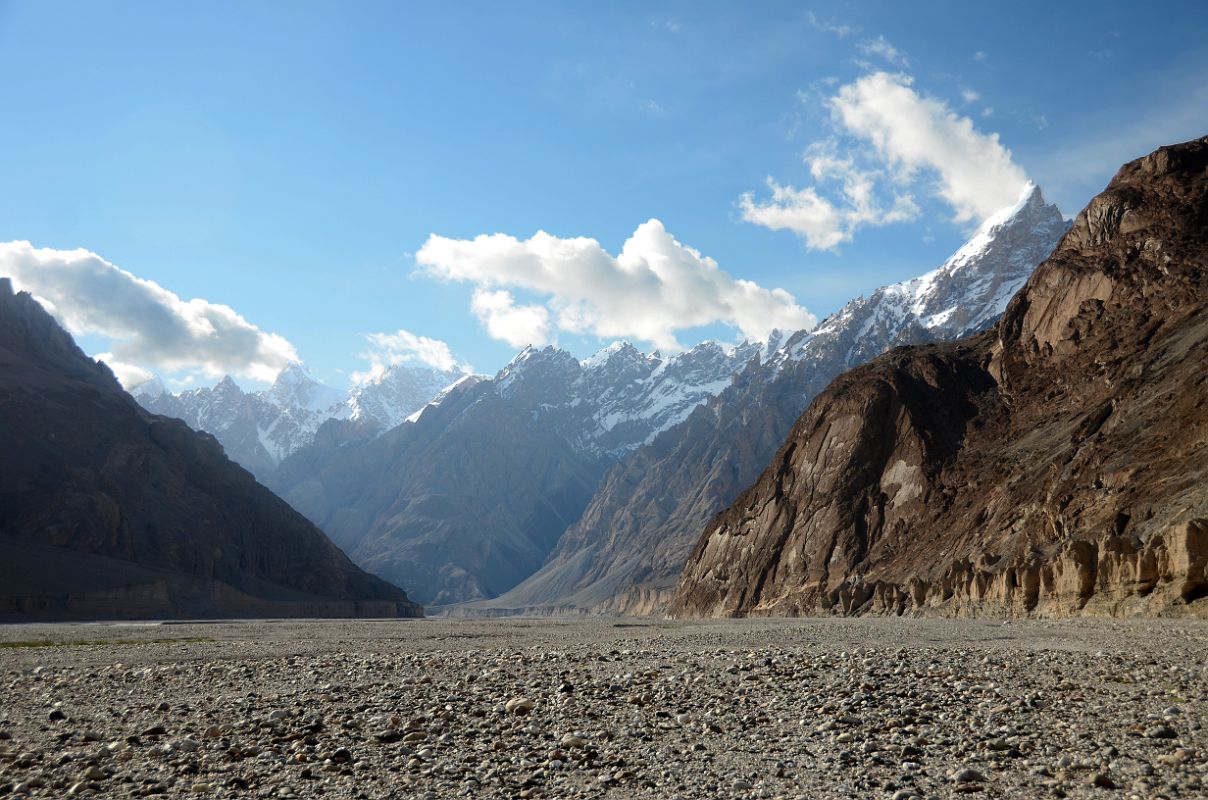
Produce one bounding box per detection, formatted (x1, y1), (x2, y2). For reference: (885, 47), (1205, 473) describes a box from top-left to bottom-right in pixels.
(670, 137), (1208, 619)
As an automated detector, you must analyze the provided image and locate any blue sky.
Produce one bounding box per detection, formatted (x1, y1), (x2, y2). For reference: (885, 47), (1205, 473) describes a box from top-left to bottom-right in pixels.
(1, 1), (1205, 389)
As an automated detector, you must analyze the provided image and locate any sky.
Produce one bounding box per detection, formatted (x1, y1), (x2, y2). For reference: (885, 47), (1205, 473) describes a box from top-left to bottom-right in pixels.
(1, 1), (1205, 390)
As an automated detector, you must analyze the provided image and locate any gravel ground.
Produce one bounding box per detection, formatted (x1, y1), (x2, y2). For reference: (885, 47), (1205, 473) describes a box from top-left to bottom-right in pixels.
(0, 617), (1204, 799)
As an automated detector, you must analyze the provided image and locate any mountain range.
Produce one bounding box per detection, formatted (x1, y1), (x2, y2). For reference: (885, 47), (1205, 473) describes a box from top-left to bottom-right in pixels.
(255, 183), (1065, 609)
(135, 361), (463, 480)
(4, 139), (1203, 623)
(265, 338), (769, 604)
(128, 183), (1068, 611)
(463, 183), (1069, 615)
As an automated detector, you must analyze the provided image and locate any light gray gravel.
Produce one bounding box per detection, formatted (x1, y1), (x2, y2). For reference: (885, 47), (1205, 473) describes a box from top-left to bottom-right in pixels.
(0, 617), (1204, 799)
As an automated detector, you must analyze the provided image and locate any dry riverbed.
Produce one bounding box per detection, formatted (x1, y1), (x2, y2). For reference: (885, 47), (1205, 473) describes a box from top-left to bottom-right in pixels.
(0, 617), (1204, 799)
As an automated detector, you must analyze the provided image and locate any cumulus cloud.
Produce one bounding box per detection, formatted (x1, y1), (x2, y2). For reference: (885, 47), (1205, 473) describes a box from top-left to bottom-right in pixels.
(0, 241), (298, 382)
(740, 144), (920, 250)
(95, 352), (155, 389)
(416, 221), (815, 351)
(352, 328), (469, 384)
(831, 72), (1028, 223)
(742, 71), (1029, 249)
(470, 289), (552, 348)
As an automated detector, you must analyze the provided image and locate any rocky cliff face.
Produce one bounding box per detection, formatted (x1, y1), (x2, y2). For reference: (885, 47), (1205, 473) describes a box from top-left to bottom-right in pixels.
(669, 137), (1208, 619)
(468, 185), (1068, 616)
(0, 279), (421, 620)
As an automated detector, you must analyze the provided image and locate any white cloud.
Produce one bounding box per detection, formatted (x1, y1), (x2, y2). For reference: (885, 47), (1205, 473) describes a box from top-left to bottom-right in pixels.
(830, 73), (1028, 224)
(0, 240), (298, 382)
(638, 98), (665, 115)
(352, 328), (469, 383)
(806, 11), (852, 38)
(857, 36), (909, 68)
(95, 352), (154, 389)
(974, 51), (988, 61)
(470, 289), (552, 348)
(960, 88), (981, 104)
(743, 71), (1028, 248)
(739, 145), (920, 250)
(416, 221), (815, 351)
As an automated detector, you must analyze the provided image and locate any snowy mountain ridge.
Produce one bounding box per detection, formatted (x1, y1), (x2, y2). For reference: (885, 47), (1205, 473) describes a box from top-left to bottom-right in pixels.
(767, 182), (1067, 373)
(134, 361), (465, 478)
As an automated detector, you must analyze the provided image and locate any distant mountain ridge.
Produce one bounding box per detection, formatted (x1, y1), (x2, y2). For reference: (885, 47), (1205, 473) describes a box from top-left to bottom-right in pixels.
(0, 277), (421, 620)
(267, 337), (768, 605)
(459, 183), (1070, 616)
(135, 361), (463, 479)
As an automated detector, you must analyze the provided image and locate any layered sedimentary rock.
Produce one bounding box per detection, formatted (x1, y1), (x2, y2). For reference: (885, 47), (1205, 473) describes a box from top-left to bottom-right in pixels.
(670, 137), (1208, 619)
(0, 279), (421, 620)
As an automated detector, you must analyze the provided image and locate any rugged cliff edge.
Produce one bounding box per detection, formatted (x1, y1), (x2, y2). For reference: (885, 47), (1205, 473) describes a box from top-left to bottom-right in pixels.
(670, 137), (1208, 619)
(0, 278), (422, 620)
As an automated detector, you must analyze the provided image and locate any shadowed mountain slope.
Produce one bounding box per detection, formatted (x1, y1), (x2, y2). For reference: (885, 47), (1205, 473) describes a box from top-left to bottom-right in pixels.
(0, 279), (421, 620)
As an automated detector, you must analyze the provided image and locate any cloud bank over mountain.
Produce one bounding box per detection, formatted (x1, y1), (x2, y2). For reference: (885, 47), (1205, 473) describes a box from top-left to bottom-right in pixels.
(742, 70), (1030, 250)
(0, 240), (298, 385)
(416, 219), (815, 351)
(353, 328), (470, 383)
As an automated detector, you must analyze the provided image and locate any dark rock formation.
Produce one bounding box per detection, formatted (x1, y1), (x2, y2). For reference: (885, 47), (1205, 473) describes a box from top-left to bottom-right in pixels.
(670, 137), (1208, 619)
(0, 279), (421, 620)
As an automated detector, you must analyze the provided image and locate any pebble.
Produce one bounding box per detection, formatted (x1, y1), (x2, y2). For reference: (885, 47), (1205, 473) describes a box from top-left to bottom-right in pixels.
(951, 767), (987, 783)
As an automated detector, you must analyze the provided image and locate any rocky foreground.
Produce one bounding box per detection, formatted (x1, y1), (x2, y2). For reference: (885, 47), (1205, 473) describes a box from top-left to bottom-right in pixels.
(0, 618), (1204, 799)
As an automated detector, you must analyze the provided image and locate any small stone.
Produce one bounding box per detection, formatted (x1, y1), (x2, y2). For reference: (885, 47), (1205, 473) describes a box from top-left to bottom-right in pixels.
(48, 709), (66, 721)
(505, 697), (535, 716)
(1090, 773), (1115, 789)
(560, 734), (586, 749)
(952, 767), (986, 783)
(84, 766), (107, 781)
(1144, 724), (1178, 739)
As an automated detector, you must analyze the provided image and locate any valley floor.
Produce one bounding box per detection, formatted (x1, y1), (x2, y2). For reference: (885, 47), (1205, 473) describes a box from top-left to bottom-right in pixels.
(0, 617), (1205, 799)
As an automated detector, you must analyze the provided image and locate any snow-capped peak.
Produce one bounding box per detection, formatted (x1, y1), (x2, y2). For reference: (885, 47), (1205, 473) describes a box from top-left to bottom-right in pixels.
(769, 183), (1068, 371)
(134, 360), (468, 478)
(581, 340), (640, 370)
(267, 362), (344, 412)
